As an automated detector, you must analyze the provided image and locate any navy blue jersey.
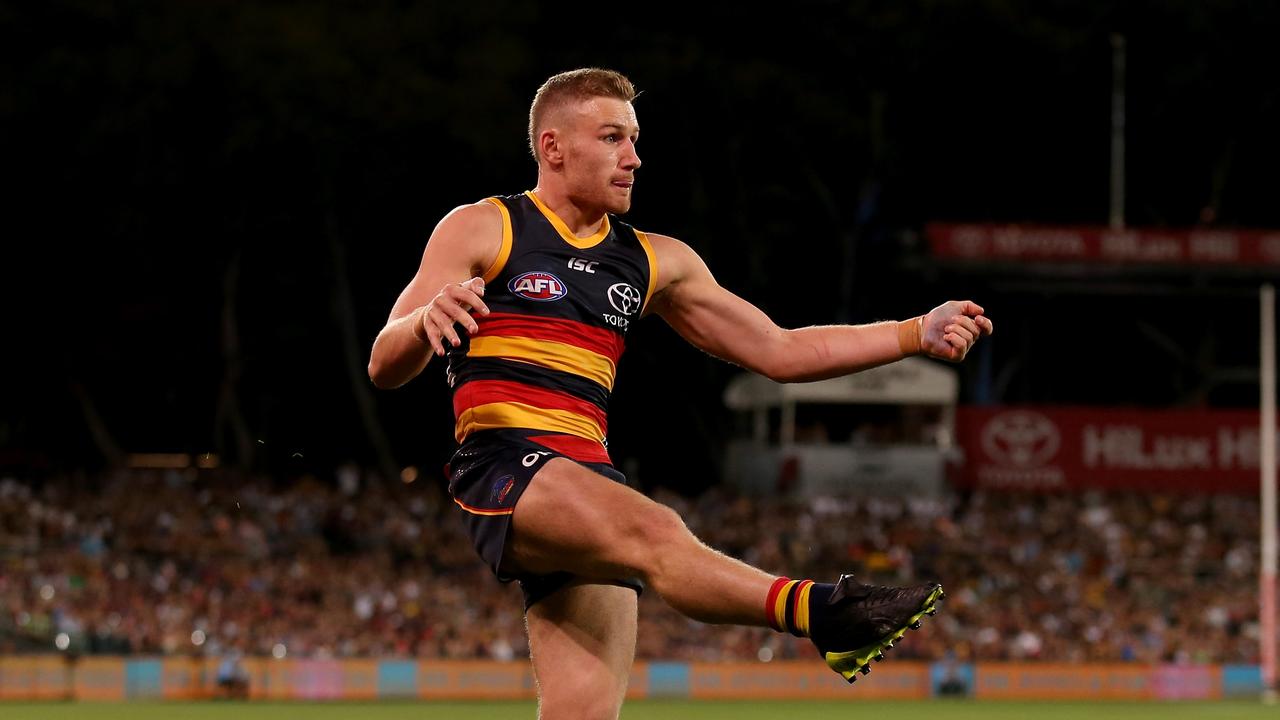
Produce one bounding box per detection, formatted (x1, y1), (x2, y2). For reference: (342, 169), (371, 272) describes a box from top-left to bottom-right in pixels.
(445, 191), (657, 463)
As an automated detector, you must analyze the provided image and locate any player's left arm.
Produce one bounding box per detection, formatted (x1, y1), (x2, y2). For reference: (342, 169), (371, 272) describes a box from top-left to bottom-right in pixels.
(643, 233), (993, 383)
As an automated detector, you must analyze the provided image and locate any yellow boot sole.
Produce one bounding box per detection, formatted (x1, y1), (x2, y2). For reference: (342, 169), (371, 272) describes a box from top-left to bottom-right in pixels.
(823, 585), (945, 684)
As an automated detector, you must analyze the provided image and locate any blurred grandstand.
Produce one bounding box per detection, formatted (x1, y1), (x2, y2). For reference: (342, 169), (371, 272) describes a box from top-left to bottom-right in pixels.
(0, 464), (1262, 665)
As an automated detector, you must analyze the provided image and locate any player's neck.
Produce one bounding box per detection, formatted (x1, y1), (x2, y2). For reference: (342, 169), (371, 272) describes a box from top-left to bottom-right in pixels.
(529, 186), (607, 239)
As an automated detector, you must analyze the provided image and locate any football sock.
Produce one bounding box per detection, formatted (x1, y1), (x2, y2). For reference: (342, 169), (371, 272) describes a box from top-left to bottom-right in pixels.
(764, 576), (835, 638)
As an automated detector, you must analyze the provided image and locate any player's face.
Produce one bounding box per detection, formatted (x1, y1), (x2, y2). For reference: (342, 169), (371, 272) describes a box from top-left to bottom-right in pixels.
(561, 97), (641, 215)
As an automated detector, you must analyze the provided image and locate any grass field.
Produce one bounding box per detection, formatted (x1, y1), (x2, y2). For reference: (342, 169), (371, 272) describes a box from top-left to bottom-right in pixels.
(2, 701), (1277, 720)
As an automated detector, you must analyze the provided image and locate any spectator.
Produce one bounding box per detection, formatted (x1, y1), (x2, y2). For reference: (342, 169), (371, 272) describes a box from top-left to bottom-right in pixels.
(215, 646), (249, 699)
(0, 470), (1267, 664)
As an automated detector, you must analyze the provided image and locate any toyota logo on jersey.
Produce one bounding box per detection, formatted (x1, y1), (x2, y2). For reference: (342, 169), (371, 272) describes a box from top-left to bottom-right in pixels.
(509, 272), (568, 302)
(608, 283), (642, 315)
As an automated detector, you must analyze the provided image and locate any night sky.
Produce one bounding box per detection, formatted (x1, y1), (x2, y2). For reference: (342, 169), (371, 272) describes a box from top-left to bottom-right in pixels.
(4, 1), (1278, 490)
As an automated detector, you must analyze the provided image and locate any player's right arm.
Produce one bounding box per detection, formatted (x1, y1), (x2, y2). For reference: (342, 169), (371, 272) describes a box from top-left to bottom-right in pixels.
(367, 202), (501, 389)
(644, 233), (991, 382)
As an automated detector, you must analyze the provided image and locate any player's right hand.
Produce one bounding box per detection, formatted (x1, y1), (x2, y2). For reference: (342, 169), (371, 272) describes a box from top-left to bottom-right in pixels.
(920, 299), (992, 362)
(416, 277), (490, 356)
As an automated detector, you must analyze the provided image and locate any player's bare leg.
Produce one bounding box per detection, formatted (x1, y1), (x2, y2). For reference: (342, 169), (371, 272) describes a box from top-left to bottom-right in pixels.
(507, 458), (943, 683)
(526, 580), (636, 720)
(508, 458), (776, 623)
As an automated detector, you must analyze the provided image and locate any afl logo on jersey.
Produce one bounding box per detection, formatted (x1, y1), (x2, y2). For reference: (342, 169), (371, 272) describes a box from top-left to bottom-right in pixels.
(509, 271), (568, 302)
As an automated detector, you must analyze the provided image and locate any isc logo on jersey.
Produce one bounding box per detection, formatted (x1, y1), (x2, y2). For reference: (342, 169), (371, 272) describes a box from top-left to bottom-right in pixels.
(509, 271), (568, 302)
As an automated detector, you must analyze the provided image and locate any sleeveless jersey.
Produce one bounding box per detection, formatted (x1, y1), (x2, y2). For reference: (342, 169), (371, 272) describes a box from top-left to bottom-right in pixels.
(445, 191), (658, 465)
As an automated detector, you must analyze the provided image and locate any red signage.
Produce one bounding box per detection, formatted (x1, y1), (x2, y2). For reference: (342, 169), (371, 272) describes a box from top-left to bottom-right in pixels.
(955, 407), (1264, 493)
(928, 223), (1280, 267)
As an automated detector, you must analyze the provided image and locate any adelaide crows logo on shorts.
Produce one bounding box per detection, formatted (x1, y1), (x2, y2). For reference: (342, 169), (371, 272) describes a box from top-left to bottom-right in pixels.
(490, 475), (516, 505)
(509, 271), (567, 302)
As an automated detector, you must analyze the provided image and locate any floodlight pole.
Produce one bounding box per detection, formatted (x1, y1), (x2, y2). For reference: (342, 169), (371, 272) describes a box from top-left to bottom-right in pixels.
(1110, 34), (1126, 231)
(1262, 283), (1278, 703)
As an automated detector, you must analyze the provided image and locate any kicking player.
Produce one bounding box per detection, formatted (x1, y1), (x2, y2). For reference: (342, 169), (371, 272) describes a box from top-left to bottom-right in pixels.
(369, 68), (992, 719)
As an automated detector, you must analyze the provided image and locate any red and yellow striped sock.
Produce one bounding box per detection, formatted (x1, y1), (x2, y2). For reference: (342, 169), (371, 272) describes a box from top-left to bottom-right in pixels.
(765, 577), (832, 638)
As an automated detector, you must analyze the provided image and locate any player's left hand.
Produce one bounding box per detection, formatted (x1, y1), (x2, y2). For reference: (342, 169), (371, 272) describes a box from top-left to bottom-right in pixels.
(921, 300), (993, 362)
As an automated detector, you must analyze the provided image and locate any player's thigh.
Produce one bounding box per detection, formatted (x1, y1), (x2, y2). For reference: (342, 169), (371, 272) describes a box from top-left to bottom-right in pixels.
(506, 457), (688, 579)
(527, 580), (637, 720)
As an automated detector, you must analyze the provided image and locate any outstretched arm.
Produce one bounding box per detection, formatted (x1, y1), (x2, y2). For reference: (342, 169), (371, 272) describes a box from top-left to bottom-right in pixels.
(367, 202), (501, 389)
(644, 233), (992, 383)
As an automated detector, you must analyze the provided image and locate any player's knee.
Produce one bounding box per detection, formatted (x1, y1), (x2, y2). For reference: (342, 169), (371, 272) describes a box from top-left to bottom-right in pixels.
(539, 683), (622, 720)
(540, 699), (620, 720)
(625, 503), (688, 579)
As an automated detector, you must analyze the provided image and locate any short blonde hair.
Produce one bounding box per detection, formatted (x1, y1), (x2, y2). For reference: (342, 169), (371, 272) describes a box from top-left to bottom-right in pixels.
(528, 68), (637, 161)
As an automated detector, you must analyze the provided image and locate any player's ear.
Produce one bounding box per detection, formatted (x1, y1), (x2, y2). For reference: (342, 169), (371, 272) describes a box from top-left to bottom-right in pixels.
(538, 129), (563, 167)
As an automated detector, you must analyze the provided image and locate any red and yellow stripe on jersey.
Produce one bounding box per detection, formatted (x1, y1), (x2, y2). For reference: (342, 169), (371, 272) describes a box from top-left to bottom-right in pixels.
(465, 313), (624, 391)
(452, 314), (622, 450)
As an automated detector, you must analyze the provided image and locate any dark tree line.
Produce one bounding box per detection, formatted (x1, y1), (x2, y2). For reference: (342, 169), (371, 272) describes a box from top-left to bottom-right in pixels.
(3, 1), (1277, 488)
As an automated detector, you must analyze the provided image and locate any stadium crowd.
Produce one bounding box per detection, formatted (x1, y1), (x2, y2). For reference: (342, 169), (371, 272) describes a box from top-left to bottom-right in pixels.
(0, 466), (1263, 665)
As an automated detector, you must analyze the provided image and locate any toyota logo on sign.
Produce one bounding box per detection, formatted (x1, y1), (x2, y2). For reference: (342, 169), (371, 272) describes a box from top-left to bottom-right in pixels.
(608, 283), (642, 316)
(981, 410), (1060, 468)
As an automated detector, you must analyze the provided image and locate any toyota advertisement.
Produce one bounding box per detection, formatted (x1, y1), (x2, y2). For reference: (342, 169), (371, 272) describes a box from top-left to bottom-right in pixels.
(927, 223), (1280, 268)
(955, 407), (1265, 493)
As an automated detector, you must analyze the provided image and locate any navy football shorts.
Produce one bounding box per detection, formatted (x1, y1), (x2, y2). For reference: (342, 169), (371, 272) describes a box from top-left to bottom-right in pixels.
(447, 429), (644, 608)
